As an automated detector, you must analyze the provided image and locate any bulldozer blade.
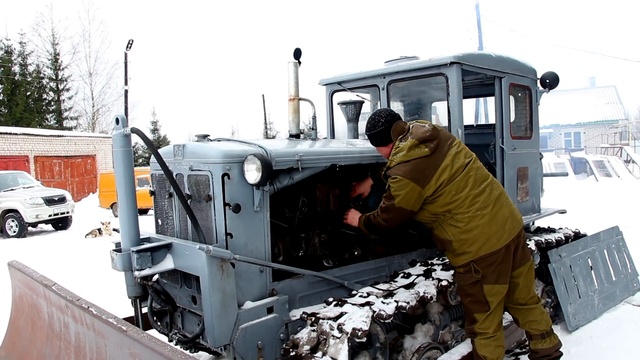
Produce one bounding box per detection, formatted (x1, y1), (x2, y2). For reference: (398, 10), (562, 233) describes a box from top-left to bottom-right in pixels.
(0, 260), (196, 360)
(547, 226), (640, 332)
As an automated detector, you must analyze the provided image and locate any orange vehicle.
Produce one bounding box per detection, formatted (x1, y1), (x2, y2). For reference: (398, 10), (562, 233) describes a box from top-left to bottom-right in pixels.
(98, 167), (153, 217)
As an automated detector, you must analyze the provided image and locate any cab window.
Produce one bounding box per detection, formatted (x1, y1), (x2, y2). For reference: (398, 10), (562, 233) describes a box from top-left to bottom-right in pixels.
(331, 86), (380, 139)
(510, 84), (533, 139)
(388, 75), (449, 128)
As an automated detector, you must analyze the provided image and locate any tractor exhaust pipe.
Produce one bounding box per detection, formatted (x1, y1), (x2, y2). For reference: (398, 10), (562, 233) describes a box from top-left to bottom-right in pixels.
(288, 48), (318, 140)
(288, 54), (302, 139)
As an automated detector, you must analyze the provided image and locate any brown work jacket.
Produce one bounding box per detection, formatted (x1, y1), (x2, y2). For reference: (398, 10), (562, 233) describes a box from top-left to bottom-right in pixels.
(359, 120), (523, 266)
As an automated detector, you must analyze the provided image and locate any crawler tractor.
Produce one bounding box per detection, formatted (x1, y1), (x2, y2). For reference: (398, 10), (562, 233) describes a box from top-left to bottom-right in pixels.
(2, 49), (638, 360)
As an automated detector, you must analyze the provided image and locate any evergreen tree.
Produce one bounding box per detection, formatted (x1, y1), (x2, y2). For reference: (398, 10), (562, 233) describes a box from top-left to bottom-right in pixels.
(15, 32), (49, 128)
(132, 142), (148, 167)
(149, 108), (170, 146)
(43, 24), (76, 130)
(29, 63), (50, 128)
(15, 33), (33, 127)
(134, 108), (171, 166)
(0, 38), (19, 126)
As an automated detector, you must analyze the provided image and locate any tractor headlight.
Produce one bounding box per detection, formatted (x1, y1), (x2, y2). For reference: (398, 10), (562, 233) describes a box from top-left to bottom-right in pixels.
(243, 153), (273, 187)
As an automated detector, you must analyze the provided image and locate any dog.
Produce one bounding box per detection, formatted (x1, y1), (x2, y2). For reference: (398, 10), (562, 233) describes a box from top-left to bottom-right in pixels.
(85, 221), (113, 238)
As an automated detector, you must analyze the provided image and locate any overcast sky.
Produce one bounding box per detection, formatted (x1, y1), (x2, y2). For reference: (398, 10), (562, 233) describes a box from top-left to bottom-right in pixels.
(3, 0), (640, 142)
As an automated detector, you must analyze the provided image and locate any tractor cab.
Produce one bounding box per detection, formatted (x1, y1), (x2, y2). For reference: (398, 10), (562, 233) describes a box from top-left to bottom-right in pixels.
(320, 52), (560, 224)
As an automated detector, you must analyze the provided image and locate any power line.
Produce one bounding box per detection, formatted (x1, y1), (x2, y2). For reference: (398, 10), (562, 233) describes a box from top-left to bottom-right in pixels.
(483, 18), (640, 63)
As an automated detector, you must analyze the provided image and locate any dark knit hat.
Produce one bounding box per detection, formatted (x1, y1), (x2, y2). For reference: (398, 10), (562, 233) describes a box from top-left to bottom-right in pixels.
(365, 108), (402, 147)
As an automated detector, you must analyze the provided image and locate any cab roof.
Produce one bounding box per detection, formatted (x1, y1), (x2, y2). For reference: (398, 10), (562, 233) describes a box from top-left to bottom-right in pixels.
(319, 51), (538, 85)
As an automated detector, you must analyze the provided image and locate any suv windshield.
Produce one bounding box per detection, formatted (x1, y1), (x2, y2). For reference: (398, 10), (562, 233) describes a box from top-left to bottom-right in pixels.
(0, 172), (40, 192)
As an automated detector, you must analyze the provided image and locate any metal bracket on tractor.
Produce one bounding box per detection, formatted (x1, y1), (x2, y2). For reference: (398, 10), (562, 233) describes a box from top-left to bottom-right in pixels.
(547, 226), (640, 332)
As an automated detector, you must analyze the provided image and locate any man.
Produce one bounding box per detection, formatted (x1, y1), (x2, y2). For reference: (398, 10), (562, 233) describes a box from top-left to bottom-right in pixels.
(343, 108), (562, 360)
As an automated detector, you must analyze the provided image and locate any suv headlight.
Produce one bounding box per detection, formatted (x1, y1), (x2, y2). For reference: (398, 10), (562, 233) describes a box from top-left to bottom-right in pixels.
(243, 153), (273, 187)
(25, 197), (45, 206)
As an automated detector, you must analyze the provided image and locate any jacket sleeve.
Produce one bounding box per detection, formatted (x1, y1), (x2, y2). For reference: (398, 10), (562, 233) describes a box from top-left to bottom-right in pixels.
(358, 175), (424, 236)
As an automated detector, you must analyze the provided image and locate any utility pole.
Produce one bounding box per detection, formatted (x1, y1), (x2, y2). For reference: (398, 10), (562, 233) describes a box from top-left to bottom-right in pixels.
(124, 39), (134, 120)
(474, 1), (490, 124)
(262, 94), (268, 139)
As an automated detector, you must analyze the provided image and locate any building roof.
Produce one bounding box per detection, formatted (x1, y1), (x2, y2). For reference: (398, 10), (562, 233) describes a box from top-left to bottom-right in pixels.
(0, 126), (111, 138)
(539, 86), (627, 127)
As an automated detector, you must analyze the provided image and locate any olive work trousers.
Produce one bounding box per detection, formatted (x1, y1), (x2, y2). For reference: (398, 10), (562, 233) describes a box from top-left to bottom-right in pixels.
(453, 228), (563, 360)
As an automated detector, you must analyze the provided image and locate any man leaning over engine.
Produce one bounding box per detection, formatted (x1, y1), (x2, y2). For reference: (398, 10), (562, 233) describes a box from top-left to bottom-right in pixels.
(343, 108), (562, 360)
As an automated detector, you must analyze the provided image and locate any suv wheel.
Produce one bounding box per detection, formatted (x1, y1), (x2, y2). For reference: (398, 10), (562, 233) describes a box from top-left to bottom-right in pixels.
(2, 213), (28, 238)
(111, 202), (119, 218)
(52, 216), (73, 231)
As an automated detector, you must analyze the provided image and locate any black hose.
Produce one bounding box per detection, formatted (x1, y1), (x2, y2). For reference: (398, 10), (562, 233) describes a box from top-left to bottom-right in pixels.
(174, 320), (206, 344)
(130, 128), (208, 345)
(147, 295), (171, 337)
(130, 127), (207, 244)
(144, 281), (204, 345)
(139, 279), (177, 311)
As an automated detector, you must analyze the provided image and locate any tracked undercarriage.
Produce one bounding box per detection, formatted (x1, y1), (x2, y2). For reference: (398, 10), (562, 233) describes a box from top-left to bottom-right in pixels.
(281, 227), (589, 360)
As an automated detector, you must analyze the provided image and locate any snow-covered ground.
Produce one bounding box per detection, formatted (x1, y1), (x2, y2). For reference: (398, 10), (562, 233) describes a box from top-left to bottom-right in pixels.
(1, 176), (639, 359)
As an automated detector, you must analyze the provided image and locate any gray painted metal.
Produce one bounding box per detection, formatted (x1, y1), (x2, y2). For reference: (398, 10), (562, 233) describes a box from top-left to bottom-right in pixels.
(0, 261), (196, 360)
(154, 138), (385, 170)
(112, 115), (144, 299)
(198, 243), (365, 290)
(319, 52), (537, 85)
(114, 233), (240, 349)
(501, 74), (542, 218)
(273, 249), (437, 310)
(112, 232), (434, 358)
(522, 207), (567, 225)
(547, 226), (640, 332)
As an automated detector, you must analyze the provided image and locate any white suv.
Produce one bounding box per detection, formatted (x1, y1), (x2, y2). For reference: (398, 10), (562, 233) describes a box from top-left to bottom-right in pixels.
(0, 170), (75, 238)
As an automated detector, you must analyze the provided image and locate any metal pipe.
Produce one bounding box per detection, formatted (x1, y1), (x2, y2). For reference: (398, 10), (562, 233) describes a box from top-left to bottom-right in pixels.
(299, 97), (317, 140)
(112, 115), (144, 299)
(288, 61), (301, 138)
(124, 39), (133, 120)
(124, 52), (129, 120)
(197, 244), (364, 291)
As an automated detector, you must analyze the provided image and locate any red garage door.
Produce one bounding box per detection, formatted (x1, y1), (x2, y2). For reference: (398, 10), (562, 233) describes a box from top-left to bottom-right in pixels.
(35, 155), (97, 201)
(0, 156), (30, 172)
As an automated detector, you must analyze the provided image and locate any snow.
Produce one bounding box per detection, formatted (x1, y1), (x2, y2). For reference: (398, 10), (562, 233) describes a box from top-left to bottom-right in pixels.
(1, 177), (640, 359)
(0, 126), (111, 138)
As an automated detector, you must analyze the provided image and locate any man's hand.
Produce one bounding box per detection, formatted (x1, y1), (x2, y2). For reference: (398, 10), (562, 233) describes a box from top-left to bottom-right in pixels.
(351, 177), (374, 198)
(343, 208), (362, 227)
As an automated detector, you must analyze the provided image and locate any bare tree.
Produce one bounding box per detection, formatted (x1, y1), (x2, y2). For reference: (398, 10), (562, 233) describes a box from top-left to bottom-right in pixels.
(74, 0), (120, 134)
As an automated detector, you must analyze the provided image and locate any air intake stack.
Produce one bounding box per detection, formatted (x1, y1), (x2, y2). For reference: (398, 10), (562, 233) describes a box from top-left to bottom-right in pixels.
(338, 100), (364, 139)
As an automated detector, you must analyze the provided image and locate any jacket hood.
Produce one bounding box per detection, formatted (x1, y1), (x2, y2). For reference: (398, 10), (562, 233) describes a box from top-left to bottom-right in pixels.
(386, 120), (441, 168)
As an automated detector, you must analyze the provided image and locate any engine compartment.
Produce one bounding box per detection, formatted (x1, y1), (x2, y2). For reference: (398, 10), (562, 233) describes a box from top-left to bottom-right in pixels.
(268, 164), (435, 281)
